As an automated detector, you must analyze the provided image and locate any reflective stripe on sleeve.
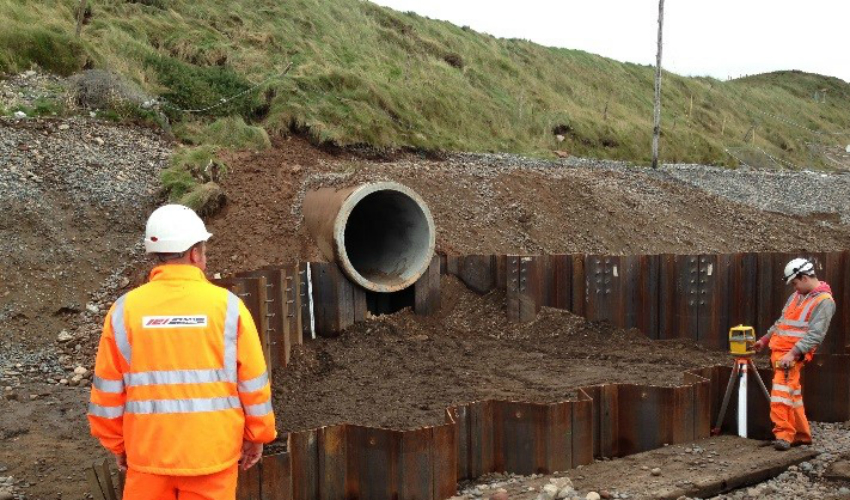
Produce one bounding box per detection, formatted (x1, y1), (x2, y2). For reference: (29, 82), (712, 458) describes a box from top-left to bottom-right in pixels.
(238, 371), (269, 393)
(244, 400), (273, 417)
(223, 292), (239, 383)
(88, 402), (124, 419)
(93, 376), (125, 393)
(112, 295), (131, 365)
(125, 396), (241, 415)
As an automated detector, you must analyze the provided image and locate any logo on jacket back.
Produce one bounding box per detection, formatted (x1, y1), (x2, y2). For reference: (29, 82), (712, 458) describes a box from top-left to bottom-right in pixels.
(142, 316), (208, 328)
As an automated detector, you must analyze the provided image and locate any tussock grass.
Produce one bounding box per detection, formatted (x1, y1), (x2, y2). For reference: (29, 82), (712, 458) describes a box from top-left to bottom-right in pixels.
(180, 116), (271, 150)
(3, 0), (850, 167)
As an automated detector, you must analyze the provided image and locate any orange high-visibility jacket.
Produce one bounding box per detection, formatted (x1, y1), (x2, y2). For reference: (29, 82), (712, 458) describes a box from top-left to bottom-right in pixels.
(768, 290), (834, 355)
(87, 265), (277, 476)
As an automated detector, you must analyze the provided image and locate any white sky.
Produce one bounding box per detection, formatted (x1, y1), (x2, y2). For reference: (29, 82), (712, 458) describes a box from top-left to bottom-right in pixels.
(370, 0), (850, 83)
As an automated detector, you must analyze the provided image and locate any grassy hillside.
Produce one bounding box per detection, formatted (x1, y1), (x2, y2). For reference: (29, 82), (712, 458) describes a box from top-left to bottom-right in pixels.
(3, 0), (850, 167)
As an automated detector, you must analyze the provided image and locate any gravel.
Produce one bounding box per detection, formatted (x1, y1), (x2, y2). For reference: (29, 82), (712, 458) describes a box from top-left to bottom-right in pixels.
(705, 421), (850, 500)
(298, 151), (850, 229)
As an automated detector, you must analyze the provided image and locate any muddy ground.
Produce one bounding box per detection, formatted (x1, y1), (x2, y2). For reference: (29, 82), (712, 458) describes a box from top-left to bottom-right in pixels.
(274, 275), (732, 431)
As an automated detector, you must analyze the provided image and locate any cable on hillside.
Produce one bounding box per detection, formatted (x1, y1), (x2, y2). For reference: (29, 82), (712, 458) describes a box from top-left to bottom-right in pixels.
(154, 62), (293, 115)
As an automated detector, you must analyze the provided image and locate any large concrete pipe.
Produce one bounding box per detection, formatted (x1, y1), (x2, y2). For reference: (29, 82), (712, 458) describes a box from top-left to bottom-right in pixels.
(303, 182), (436, 293)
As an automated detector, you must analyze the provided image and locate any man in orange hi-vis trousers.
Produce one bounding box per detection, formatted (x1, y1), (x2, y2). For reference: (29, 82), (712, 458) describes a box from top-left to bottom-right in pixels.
(754, 258), (835, 451)
(88, 204), (277, 500)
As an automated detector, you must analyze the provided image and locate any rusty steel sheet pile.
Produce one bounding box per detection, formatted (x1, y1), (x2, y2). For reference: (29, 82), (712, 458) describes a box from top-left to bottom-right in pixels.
(223, 250), (848, 499)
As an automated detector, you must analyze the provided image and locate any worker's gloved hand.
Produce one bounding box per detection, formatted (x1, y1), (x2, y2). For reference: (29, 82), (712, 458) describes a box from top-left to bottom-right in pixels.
(240, 441), (263, 471)
(753, 337), (769, 352)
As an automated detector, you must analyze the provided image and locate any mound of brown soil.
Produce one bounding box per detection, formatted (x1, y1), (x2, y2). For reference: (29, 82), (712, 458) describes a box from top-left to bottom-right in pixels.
(273, 276), (731, 431)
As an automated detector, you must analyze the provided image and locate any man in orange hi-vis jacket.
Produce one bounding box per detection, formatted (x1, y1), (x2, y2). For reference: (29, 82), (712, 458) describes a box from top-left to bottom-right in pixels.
(754, 257), (835, 452)
(88, 204), (277, 500)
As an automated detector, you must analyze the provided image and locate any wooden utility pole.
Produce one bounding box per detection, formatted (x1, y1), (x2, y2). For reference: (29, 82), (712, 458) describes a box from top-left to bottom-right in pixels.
(76, 0), (88, 37)
(651, 0), (664, 169)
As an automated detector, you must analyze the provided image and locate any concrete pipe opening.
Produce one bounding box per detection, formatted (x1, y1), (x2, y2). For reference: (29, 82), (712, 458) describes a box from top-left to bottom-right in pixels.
(304, 182), (436, 293)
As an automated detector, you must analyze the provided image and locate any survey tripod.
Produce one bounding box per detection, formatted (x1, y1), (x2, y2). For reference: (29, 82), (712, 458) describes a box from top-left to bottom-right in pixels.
(711, 325), (771, 438)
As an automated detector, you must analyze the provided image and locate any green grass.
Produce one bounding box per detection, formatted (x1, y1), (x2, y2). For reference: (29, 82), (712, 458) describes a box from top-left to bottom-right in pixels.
(161, 145), (229, 207)
(178, 116), (271, 150)
(3, 0), (850, 167)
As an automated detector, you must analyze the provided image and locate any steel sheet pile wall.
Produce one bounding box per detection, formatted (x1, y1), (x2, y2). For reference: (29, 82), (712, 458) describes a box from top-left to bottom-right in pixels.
(236, 364), (824, 499)
(223, 251), (847, 499)
(444, 251), (849, 354)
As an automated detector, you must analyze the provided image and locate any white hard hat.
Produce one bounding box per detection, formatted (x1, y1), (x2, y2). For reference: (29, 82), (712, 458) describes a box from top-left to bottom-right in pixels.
(144, 204), (212, 254)
(783, 258), (814, 284)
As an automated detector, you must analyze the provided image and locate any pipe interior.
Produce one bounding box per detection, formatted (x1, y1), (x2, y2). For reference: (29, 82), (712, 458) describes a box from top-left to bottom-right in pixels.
(343, 190), (431, 288)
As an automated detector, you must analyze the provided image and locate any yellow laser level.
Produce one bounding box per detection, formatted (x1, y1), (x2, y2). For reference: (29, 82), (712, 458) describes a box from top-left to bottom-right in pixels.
(728, 325), (756, 357)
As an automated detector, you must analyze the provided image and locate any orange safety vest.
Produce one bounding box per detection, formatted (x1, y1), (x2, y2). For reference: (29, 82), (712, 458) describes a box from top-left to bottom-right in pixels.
(769, 290), (833, 355)
(87, 265), (277, 476)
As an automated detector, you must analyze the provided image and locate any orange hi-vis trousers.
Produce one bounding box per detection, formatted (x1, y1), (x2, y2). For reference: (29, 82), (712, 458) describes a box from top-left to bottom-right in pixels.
(770, 351), (811, 444)
(123, 464), (238, 500)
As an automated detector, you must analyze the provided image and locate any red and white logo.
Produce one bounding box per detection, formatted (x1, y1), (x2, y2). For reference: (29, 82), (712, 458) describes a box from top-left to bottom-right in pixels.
(142, 316), (208, 329)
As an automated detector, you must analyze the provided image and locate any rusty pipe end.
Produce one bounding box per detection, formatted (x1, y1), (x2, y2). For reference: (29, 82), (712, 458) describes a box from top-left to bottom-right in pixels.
(304, 182), (435, 293)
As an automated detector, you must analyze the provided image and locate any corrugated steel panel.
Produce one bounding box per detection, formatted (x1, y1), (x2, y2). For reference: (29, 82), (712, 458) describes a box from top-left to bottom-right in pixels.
(821, 252), (847, 354)
(572, 390), (595, 466)
(660, 255), (700, 341)
(289, 430), (318, 500)
(399, 428), (433, 500)
(545, 402), (572, 471)
(628, 255), (660, 340)
(493, 401), (547, 475)
(318, 425), (347, 500)
(455, 255), (498, 294)
(727, 253), (758, 330)
(261, 452), (292, 500)
(432, 420), (458, 500)
(469, 401), (495, 477)
(547, 255), (573, 311)
(803, 354), (850, 422)
(414, 256), (441, 316)
(697, 254), (730, 351)
(236, 463), (261, 500)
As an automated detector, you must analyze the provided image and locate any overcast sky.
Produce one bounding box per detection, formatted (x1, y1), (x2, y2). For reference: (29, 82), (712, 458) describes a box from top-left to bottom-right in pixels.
(370, 1), (850, 83)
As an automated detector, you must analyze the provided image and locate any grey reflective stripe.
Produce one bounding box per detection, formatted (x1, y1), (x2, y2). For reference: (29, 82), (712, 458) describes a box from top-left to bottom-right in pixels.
(93, 376), (124, 393)
(780, 318), (808, 328)
(112, 295), (131, 365)
(776, 329), (807, 338)
(798, 295), (824, 320)
(88, 402), (124, 419)
(125, 396), (241, 414)
(244, 400), (273, 417)
(772, 384), (792, 393)
(125, 369), (229, 387)
(791, 389), (802, 396)
(771, 396), (795, 407)
(238, 371), (269, 393)
(223, 292), (239, 383)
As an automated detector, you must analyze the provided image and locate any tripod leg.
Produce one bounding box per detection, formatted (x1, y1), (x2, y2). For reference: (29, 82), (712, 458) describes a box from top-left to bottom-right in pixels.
(749, 359), (771, 402)
(713, 362), (740, 435)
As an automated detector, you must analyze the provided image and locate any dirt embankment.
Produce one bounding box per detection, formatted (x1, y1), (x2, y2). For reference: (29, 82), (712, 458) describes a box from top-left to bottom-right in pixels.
(208, 138), (850, 277)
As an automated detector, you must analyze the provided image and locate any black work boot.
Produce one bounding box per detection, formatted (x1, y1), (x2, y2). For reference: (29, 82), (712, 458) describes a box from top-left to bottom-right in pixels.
(773, 439), (791, 451)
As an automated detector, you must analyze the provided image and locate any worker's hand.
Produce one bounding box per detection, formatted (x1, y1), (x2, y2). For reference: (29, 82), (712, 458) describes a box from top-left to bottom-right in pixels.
(240, 441), (263, 471)
(753, 337), (768, 352)
(115, 452), (127, 472)
(777, 351), (796, 369)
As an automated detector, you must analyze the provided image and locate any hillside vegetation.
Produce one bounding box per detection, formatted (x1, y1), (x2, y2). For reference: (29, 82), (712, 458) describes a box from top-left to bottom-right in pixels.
(3, 0), (850, 166)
